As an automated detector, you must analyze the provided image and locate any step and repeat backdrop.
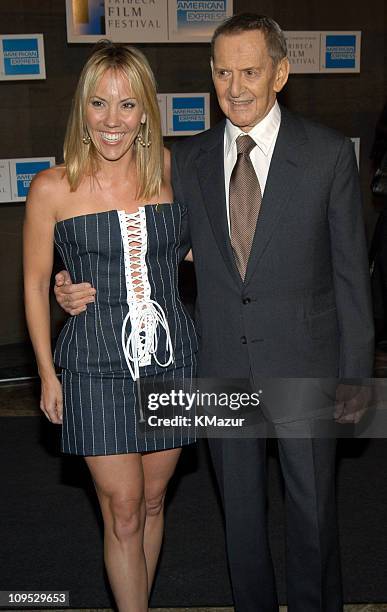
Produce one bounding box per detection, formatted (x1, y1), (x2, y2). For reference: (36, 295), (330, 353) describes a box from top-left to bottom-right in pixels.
(66, 0), (233, 43)
(1, 0), (384, 346)
(0, 1), (362, 203)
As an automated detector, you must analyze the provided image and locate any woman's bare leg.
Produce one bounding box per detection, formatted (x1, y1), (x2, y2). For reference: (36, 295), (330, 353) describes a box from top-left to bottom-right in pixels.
(141, 447), (182, 592)
(85, 454), (147, 612)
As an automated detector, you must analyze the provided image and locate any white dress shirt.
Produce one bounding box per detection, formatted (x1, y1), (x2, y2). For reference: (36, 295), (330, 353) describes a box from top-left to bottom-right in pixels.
(224, 100), (281, 232)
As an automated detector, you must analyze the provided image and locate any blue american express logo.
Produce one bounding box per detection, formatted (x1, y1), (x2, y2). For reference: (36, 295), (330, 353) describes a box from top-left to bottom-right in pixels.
(172, 97), (206, 132)
(177, 0), (227, 24)
(325, 35), (356, 69)
(3, 38), (39, 75)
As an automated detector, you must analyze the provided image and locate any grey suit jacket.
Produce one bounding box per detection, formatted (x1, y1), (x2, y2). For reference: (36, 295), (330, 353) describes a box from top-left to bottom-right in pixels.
(172, 105), (374, 380)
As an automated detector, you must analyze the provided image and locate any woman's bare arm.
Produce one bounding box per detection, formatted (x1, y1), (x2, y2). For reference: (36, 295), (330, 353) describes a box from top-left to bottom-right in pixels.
(23, 169), (63, 423)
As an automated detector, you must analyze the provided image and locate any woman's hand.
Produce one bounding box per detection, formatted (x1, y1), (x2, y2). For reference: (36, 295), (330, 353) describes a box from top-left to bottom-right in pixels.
(40, 374), (63, 424)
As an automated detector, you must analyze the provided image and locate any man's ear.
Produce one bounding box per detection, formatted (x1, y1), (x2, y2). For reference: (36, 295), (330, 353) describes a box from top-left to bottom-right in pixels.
(210, 58), (217, 87)
(273, 57), (290, 93)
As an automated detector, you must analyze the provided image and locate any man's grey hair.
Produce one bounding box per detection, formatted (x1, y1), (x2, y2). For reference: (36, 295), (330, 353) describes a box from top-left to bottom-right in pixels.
(210, 13), (287, 65)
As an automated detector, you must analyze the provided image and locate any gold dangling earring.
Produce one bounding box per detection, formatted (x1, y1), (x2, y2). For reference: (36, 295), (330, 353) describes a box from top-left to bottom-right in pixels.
(136, 125), (151, 148)
(82, 125), (91, 145)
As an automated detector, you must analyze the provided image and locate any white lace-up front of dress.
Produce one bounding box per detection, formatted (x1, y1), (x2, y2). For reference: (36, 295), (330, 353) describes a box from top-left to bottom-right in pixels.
(118, 208), (174, 381)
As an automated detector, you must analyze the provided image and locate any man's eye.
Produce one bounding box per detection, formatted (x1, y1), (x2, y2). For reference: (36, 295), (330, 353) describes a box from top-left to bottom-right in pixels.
(217, 70), (229, 78)
(245, 70), (257, 77)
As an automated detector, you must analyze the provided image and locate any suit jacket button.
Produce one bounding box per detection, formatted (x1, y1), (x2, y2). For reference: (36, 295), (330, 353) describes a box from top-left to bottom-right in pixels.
(241, 335), (247, 344)
(242, 297), (251, 304)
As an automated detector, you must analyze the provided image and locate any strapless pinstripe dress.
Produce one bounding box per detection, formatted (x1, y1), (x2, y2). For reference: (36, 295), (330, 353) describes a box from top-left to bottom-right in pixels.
(53, 203), (198, 456)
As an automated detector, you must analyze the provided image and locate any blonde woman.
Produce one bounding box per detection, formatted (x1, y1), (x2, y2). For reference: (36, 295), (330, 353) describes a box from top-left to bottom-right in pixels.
(23, 42), (197, 612)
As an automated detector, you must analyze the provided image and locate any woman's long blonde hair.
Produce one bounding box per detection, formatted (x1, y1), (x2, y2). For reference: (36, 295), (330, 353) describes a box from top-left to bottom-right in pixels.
(64, 41), (163, 200)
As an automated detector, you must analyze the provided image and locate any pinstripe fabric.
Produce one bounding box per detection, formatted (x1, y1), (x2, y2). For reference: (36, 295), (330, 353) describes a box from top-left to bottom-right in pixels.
(54, 204), (197, 375)
(54, 203), (197, 455)
(60, 359), (196, 456)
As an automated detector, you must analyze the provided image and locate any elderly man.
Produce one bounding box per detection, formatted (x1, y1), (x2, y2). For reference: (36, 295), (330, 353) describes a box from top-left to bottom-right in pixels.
(55, 13), (373, 611)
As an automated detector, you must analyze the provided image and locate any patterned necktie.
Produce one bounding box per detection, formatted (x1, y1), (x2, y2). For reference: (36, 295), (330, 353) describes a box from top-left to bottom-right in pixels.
(229, 134), (262, 280)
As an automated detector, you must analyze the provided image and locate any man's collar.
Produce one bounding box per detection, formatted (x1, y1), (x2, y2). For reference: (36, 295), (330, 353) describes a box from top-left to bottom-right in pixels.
(224, 100), (281, 157)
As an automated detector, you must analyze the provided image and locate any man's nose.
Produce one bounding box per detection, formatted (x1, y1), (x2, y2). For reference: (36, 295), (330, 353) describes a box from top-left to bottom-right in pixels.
(230, 73), (243, 98)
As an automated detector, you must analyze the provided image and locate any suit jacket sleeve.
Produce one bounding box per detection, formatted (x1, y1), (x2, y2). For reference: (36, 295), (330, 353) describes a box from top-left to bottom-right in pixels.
(171, 143), (184, 204)
(328, 136), (374, 377)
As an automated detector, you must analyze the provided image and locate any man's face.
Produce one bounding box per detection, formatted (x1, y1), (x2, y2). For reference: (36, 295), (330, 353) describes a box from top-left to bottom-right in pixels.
(211, 30), (289, 132)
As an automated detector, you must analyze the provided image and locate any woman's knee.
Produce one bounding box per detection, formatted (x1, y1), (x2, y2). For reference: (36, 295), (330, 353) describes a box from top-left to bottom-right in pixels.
(145, 490), (166, 518)
(108, 495), (145, 541)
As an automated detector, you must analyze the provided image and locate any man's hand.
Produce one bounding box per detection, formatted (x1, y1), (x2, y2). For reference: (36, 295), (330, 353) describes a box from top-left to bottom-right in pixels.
(54, 270), (96, 315)
(334, 383), (372, 424)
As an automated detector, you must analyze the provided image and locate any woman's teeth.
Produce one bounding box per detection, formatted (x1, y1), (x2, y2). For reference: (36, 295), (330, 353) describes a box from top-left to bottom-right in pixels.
(100, 132), (125, 143)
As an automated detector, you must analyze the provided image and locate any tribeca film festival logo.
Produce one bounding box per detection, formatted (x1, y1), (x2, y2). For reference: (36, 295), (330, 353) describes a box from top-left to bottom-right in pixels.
(325, 34), (356, 69)
(75, 0), (105, 35)
(177, 0), (228, 26)
(16, 161), (51, 198)
(105, 0), (164, 32)
(2, 38), (40, 76)
(172, 96), (206, 132)
(145, 387), (263, 428)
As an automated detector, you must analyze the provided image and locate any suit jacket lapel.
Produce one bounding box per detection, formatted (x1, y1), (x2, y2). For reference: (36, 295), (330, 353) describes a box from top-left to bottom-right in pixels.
(195, 121), (243, 286)
(244, 107), (309, 286)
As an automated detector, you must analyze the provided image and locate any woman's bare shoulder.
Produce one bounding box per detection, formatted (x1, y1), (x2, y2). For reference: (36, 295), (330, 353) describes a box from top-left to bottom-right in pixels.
(26, 165), (70, 223)
(29, 164), (68, 197)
